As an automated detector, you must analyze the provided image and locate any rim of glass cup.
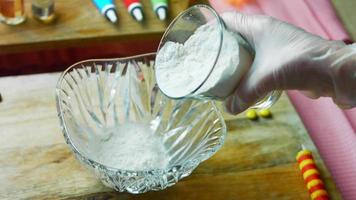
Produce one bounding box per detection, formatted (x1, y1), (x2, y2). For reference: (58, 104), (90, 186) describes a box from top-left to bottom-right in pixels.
(155, 4), (224, 100)
(56, 52), (227, 175)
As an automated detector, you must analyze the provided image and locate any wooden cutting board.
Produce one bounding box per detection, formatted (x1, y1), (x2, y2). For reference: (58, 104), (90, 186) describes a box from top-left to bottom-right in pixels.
(0, 73), (341, 199)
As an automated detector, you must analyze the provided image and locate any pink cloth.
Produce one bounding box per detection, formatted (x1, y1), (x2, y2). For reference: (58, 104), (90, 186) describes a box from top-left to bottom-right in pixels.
(304, 0), (350, 42)
(208, 0), (235, 13)
(209, 0), (356, 199)
(257, 0), (329, 38)
(344, 109), (356, 131)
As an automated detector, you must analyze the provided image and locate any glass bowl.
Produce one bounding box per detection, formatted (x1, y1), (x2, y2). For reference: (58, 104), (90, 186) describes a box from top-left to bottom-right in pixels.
(55, 53), (227, 194)
(155, 4), (281, 109)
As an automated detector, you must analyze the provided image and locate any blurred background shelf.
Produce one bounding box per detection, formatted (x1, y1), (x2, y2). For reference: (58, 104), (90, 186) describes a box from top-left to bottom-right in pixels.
(0, 0), (208, 76)
(0, 0), (197, 54)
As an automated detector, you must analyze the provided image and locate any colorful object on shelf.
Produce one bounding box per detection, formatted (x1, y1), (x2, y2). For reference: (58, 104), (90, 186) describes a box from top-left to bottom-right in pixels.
(258, 108), (272, 118)
(225, 0), (255, 9)
(123, 0), (144, 22)
(296, 149), (329, 200)
(246, 109), (258, 120)
(150, 0), (168, 21)
(92, 0), (118, 23)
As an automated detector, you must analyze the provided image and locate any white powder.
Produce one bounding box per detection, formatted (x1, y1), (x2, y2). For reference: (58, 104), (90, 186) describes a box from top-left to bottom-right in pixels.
(94, 123), (169, 171)
(156, 24), (253, 99)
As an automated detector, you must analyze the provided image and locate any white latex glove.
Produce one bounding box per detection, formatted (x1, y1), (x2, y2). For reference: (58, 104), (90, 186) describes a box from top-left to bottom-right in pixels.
(221, 12), (356, 114)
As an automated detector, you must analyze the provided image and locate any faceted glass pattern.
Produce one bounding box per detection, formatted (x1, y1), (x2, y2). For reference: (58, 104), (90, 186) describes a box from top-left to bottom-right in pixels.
(56, 53), (227, 194)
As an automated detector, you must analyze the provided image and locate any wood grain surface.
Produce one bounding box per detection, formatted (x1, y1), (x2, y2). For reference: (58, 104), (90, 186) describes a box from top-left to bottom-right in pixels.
(0, 0), (193, 53)
(0, 73), (342, 200)
(332, 0), (356, 41)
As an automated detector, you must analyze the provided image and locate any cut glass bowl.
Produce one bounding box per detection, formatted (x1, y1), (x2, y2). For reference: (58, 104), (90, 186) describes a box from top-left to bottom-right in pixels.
(56, 53), (227, 194)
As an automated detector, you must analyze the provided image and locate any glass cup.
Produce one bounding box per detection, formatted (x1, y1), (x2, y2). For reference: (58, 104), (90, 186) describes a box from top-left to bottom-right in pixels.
(0, 0), (26, 25)
(32, 0), (55, 24)
(155, 4), (281, 110)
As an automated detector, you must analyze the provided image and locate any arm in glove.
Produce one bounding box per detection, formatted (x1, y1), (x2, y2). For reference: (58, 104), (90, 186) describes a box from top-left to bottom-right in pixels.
(221, 12), (356, 114)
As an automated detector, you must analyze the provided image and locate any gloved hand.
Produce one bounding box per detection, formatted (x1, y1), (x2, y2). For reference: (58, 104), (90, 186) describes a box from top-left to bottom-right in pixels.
(221, 12), (356, 114)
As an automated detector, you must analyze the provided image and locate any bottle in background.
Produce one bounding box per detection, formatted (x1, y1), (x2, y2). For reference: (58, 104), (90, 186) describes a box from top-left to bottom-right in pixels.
(150, 0), (168, 21)
(0, 2), (3, 22)
(0, 0), (26, 25)
(31, 0), (55, 24)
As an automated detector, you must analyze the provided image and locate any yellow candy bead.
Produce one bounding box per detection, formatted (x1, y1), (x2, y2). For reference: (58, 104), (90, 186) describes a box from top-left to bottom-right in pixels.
(307, 179), (324, 190)
(299, 159), (314, 170)
(246, 109), (258, 120)
(258, 108), (272, 118)
(311, 189), (328, 200)
(303, 168), (320, 180)
(296, 150), (312, 161)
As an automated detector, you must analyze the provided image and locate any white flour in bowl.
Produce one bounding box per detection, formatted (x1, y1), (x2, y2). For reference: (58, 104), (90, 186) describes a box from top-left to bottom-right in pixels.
(93, 123), (169, 171)
(156, 24), (253, 99)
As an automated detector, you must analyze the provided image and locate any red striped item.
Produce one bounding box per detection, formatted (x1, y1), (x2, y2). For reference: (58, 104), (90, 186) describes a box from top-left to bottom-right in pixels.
(305, 174), (321, 184)
(309, 184), (325, 194)
(315, 196), (329, 200)
(296, 149), (329, 200)
(297, 154), (314, 164)
(301, 163), (318, 174)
